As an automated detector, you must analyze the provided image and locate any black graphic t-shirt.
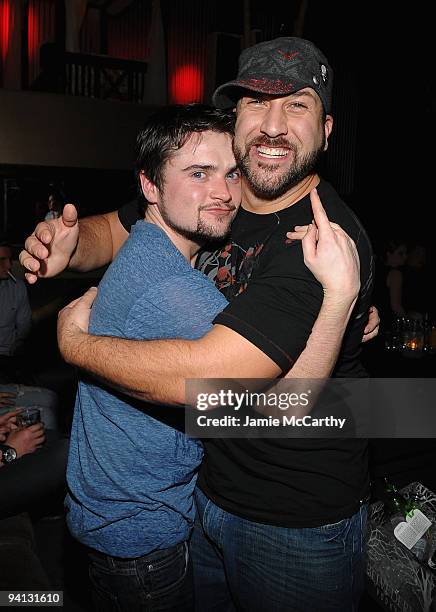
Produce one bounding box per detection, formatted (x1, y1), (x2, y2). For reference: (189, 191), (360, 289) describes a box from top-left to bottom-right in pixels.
(118, 179), (375, 527)
(197, 210), (281, 301)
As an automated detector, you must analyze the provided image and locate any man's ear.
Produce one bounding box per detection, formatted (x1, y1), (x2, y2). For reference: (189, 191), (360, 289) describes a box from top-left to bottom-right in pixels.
(139, 171), (158, 204)
(323, 115), (333, 152)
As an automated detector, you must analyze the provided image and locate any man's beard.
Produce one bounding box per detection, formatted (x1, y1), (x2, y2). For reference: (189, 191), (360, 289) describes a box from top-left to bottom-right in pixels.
(160, 204), (233, 245)
(234, 136), (325, 200)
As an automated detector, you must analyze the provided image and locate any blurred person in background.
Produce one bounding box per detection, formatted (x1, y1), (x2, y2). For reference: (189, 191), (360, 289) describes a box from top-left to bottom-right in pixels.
(44, 186), (65, 222)
(374, 238), (408, 321)
(0, 241), (58, 430)
(0, 242), (32, 374)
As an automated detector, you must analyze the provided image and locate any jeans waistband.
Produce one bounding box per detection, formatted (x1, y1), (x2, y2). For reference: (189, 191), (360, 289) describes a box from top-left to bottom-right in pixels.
(87, 541), (187, 568)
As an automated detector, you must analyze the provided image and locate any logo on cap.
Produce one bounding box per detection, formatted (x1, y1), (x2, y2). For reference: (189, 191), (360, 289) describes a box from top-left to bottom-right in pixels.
(277, 50), (300, 61)
(320, 63), (328, 84)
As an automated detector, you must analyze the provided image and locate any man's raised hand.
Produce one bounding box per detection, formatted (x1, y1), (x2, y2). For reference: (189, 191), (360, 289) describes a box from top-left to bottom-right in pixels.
(298, 188), (360, 302)
(19, 203), (79, 283)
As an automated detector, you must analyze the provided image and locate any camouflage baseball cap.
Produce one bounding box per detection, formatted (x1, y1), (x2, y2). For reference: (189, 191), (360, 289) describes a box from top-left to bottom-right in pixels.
(212, 37), (333, 113)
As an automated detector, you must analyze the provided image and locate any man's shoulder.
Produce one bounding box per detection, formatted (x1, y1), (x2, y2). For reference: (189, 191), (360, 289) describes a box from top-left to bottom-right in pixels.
(96, 226), (225, 313)
(156, 269), (227, 312)
(317, 180), (372, 253)
(111, 222), (188, 279)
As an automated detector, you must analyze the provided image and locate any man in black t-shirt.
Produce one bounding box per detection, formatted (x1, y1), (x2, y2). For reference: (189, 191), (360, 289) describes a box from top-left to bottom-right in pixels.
(20, 38), (375, 612)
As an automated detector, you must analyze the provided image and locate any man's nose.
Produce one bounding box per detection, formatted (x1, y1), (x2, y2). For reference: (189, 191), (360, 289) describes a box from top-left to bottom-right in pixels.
(210, 178), (232, 202)
(260, 104), (288, 138)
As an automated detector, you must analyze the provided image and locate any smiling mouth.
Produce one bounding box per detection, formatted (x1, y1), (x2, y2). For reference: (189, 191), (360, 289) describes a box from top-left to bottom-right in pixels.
(255, 145), (290, 159)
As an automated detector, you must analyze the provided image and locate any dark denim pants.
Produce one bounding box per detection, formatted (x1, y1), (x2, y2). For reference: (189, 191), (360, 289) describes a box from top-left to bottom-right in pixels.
(191, 487), (367, 612)
(88, 541), (194, 612)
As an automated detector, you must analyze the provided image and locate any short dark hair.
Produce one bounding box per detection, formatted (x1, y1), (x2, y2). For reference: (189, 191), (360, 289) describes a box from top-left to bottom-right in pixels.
(135, 104), (235, 200)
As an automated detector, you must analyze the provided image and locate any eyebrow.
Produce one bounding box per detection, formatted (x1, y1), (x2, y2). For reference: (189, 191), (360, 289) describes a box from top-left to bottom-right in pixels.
(245, 90), (317, 103)
(182, 164), (216, 172)
(288, 90), (317, 102)
(182, 164), (239, 174)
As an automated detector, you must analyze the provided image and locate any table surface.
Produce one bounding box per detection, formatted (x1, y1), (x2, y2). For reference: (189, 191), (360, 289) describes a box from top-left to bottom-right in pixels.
(366, 481), (436, 612)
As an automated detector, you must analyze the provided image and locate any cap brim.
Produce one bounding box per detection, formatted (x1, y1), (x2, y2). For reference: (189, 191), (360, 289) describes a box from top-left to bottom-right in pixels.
(213, 79), (313, 109)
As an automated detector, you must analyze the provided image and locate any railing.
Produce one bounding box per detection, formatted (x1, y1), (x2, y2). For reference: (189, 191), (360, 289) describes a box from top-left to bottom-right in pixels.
(29, 44), (148, 104)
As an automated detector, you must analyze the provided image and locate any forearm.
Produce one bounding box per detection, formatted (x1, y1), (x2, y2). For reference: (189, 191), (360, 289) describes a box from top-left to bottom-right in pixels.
(69, 212), (126, 271)
(63, 332), (201, 404)
(251, 295), (358, 421)
(59, 296), (356, 406)
(285, 294), (357, 379)
(60, 322), (278, 406)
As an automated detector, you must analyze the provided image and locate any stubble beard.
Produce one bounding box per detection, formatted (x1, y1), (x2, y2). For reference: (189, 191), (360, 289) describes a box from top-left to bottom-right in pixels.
(159, 203), (234, 245)
(234, 136), (325, 200)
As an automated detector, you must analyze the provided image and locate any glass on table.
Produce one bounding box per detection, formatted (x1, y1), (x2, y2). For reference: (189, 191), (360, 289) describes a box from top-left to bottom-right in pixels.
(16, 406), (41, 429)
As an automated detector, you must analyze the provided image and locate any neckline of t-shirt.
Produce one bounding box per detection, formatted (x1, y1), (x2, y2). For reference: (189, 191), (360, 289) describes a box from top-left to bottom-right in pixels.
(133, 220), (216, 278)
(132, 220), (192, 265)
(239, 187), (315, 221)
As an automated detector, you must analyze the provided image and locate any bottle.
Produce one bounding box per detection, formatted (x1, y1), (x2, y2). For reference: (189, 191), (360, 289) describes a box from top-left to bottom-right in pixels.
(383, 477), (407, 527)
(423, 313), (431, 353)
(391, 317), (402, 351)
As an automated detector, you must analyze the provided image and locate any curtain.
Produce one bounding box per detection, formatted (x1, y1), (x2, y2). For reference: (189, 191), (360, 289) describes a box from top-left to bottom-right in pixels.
(143, 0), (166, 105)
(80, 6), (101, 55)
(27, 0), (56, 85)
(107, 0), (151, 61)
(0, 0), (10, 64)
(0, 0), (11, 84)
(166, 0), (208, 104)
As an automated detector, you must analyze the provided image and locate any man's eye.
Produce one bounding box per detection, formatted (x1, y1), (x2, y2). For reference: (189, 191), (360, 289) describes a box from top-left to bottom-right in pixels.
(289, 102), (307, 110)
(227, 171), (241, 181)
(247, 98), (266, 105)
(192, 171), (206, 179)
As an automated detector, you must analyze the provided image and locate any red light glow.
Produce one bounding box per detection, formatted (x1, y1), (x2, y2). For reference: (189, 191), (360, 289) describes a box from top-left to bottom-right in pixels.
(0, 0), (10, 63)
(27, 2), (37, 63)
(170, 64), (203, 104)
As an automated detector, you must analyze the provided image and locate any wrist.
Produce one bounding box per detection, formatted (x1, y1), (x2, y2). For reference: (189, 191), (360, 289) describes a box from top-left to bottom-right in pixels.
(67, 236), (79, 271)
(58, 326), (89, 366)
(0, 443), (18, 464)
(320, 295), (357, 328)
(322, 290), (358, 309)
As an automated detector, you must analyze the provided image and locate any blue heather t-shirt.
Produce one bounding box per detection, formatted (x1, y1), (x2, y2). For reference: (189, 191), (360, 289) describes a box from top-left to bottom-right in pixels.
(65, 221), (228, 557)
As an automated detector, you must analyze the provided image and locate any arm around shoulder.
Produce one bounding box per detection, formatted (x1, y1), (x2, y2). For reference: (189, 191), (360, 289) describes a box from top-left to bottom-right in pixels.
(69, 210), (129, 271)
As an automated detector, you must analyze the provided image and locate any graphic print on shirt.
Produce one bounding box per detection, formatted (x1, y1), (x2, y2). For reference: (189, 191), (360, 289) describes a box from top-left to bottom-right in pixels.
(197, 212), (282, 301)
(197, 240), (267, 301)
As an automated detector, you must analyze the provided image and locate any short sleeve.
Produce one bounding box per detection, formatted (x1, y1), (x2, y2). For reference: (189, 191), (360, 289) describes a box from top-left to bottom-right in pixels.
(213, 242), (324, 373)
(127, 272), (228, 341)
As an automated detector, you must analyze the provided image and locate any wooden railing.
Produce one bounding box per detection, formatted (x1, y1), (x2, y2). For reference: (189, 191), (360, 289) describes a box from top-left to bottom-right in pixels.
(30, 44), (148, 104)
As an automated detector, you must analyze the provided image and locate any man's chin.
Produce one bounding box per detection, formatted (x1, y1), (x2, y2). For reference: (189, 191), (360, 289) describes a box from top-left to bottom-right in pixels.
(199, 229), (232, 244)
(247, 172), (299, 200)
(174, 225), (231, 245)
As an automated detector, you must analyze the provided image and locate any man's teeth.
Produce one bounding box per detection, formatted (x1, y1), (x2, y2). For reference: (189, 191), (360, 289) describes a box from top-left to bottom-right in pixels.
(256, 146), (288, 157)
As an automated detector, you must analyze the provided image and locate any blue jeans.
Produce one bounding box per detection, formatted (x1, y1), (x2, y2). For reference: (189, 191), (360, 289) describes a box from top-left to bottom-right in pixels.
(88, 541), (194, 611)
(192, 488), (367, 612)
